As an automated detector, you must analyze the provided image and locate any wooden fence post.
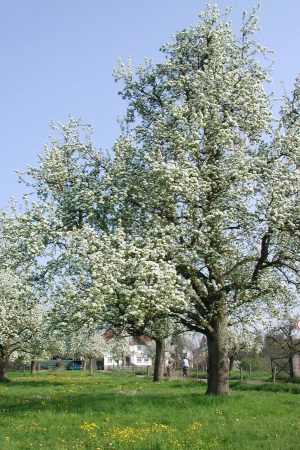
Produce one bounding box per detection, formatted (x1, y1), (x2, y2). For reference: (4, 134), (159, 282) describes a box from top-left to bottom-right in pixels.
(273, 366), (276, 383)
(289, 356), (294, 378)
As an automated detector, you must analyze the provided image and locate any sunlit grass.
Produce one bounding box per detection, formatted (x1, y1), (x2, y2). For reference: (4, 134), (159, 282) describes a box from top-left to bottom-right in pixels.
(0, 370), (299, 449)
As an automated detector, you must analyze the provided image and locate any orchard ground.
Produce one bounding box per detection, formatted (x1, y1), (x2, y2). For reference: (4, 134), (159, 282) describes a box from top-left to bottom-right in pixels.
(0, 369), (299, 449)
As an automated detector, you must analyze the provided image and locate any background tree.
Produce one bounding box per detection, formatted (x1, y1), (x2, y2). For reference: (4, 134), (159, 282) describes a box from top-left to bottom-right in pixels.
(16, 118), (183, 382)
(65, 327), (108, 375)
(228, 325), (263, 371)
(50, 226), (186, 381)
(11, 308), (56, 374)
(107, 335), (132, 368)
(0, 209), (47, 381)
(265, 318), (300, 357)
(170, 332), (202, 368)
(19, 117), (110, 233)
(0, 268), (45, 381)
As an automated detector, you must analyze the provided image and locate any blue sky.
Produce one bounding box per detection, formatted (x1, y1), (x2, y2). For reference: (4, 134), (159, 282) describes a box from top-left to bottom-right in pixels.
(1, 0), (299, 208)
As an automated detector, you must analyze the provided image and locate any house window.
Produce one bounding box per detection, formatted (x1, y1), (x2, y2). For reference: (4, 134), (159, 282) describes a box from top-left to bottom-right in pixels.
(107, 357), (112, 363)
(143, 355), (149, 362)
(137, 355), (142, 363)
(137, 345), (142, 351)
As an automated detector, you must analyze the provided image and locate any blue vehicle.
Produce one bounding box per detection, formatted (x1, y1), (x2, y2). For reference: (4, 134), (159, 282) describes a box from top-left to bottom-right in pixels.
(67, 362), (83, 370)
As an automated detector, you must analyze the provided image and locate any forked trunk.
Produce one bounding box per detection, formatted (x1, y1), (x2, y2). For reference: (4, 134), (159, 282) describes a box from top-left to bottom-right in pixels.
(153, 337), (165, 382)
(206, 314), (229, 395)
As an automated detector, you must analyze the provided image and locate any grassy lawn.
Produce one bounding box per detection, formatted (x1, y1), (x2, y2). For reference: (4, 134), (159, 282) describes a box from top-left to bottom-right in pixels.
(0, 370), (299, 449)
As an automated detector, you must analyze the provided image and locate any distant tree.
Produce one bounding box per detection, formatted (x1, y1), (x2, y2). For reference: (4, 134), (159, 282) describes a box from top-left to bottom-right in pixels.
(170, 332), (202, 368)
(11, 309), (56, 374)
(66, 327), (108, 375)
(228, 325), (263, 371)
(107, 335), (132, 367)
(49, 227), (185, 381)
(0, 211), (47, 381)
(265, 318), (300, 356)
(0, 268), (45, 381)
(15, 118), (182, 382)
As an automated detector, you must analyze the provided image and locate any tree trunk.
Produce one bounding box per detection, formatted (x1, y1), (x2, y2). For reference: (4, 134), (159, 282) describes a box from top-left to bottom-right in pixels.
(88, 357), (93, 375)
(229, 355), (235, 372)
(206, 315), (229, 395)
(0, 344), (9, 382)
(153, 337), (165, 382)
(30, 360), (36, 374)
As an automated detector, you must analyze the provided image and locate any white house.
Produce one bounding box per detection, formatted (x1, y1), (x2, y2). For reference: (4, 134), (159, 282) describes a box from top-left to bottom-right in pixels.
(129, 336), (153, 367)
(98, 335), (153, 370)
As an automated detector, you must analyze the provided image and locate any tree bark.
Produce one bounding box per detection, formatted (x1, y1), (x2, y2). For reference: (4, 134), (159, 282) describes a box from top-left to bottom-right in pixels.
(0, 344), (9, 382)
(88, 357), (93, 375)
(229, 355), (235, 372)
(30, 360), (36, 374)
(206, 314), (229, 395)
(153, 337), (165, 382)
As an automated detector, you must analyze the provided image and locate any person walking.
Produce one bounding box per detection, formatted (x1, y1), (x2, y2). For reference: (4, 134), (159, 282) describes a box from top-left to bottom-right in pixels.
(181, 357), (189, 377)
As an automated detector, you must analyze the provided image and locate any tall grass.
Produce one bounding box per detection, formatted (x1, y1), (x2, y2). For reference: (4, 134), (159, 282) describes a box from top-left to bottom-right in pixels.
(0, 370), (299, 449)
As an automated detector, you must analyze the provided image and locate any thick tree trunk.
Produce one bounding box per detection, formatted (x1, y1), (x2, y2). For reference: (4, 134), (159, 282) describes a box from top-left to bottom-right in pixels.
(0, 359), (8, 382)
(153, 337), (165, 382)
(206, 314), (229, 395)
(0, 344), (9, 382)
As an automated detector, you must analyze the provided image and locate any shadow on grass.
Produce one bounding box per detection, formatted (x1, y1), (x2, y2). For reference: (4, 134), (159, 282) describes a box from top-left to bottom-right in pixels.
(6, 371), (97, 388)
(2, 381), (231, 419)
(6, 379), (67, 388)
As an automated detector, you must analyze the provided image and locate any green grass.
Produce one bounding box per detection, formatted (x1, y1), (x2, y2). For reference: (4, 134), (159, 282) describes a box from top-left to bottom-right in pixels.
(0, 370), (299, 449)
(228, 370), (271, 381)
